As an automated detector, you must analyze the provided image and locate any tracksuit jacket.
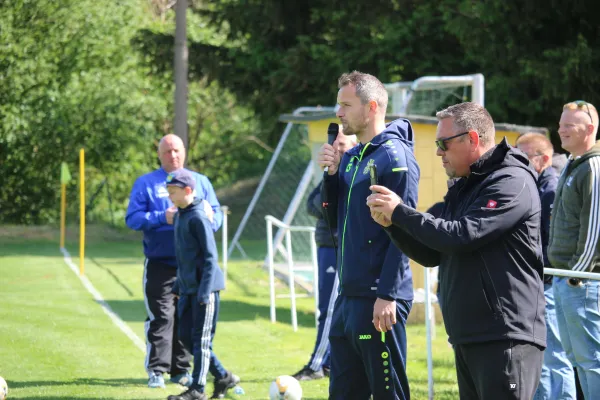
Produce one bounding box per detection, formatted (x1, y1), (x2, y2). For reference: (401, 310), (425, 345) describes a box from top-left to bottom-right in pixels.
(125, 167), (222, 266)
(548, 141), (600, 273)
(322, 119), (420, 301)
(172, 198), (225, 304)
(383, 139), (546, 347)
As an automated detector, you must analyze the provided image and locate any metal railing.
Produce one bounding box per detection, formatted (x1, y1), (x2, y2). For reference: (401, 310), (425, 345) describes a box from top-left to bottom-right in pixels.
(265, 215), (319, 332)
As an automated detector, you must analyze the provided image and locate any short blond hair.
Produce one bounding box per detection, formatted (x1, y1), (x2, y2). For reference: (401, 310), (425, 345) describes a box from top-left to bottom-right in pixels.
(563, 101), (598, 134)
(515, 132), (553, 155)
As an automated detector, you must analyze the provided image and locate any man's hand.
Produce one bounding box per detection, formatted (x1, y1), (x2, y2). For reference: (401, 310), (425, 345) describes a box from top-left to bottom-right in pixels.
(366, 185), (403, 220)
(373, 298), (397, 332)
(202, 200), (214, 223)
(371, 209), (392, 227)
(165, 206), (178, 225)
(317, 143), (341, 175)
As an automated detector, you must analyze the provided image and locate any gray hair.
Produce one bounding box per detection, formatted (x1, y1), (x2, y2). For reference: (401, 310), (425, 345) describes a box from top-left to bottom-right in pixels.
(436, 102), (495, 147)
(338, 71), (388, 112)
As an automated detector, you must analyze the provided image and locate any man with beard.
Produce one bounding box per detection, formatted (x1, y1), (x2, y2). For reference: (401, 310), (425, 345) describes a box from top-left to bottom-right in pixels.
(318, 71), (420, 400)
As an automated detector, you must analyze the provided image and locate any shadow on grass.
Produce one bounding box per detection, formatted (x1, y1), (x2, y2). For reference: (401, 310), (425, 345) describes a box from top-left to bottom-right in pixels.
(219, 299), (315, 329)
(103, 298), (316, 329)
(10, 398), (150, 400)
(8, 377), (147, 389)
(225, 268), (257, 297)
(89, 257), (135, 297)
(0, 241), (63, 258)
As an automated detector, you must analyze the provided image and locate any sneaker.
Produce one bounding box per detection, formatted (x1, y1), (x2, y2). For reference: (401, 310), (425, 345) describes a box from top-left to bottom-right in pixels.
(211, 371), (240, 399)
(167, 388), (207, 400)
(323, 366), (330, 377)
(148, 372), (166, 389)
(292, 365), (325, 381)
(170, 372), (193, 387)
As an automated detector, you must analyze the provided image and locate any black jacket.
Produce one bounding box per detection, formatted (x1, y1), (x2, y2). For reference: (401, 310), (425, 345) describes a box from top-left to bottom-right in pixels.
(537, 167), (558, 269)
(306, 182), (337, 247)
(384, 139), (546, 347)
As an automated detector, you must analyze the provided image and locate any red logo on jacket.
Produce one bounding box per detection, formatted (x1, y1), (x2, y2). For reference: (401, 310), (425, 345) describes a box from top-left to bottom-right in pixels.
(486, 200), (497, 209)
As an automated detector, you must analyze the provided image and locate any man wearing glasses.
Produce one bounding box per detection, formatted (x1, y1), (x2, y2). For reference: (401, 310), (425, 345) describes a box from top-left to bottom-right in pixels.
(548, 100), (600, 399)
(367, 102), (546, 400)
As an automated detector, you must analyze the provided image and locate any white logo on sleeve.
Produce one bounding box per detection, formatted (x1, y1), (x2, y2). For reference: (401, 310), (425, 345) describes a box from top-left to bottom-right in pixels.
(157, 185), (169, 198)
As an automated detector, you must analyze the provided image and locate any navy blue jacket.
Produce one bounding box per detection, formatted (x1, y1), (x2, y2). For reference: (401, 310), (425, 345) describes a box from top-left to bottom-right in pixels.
(307, 182), (337, 248)
(125, 167), (222, 266)
(322, 119), (420, 301)
(172, 199), (225, 303)
(384, 139), (546, 347)
(537, 167), (558, 269)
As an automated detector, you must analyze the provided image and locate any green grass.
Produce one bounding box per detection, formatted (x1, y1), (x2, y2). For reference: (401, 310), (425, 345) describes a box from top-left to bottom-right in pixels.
(0, 227), (459, 399)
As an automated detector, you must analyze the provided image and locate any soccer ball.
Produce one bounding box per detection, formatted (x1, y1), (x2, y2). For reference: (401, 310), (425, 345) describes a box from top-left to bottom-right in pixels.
(0, 376), (7, 400)
(269, 375), (302, 400)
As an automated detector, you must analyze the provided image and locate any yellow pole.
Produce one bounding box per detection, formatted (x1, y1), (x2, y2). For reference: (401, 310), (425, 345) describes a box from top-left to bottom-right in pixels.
(60, 184), (66, 248)
(79, 148), (85, 276)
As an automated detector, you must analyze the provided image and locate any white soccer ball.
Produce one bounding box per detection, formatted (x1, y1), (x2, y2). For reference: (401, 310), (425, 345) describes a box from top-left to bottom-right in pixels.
(0, 376), (7, 400)
(269, 375), (302, 400)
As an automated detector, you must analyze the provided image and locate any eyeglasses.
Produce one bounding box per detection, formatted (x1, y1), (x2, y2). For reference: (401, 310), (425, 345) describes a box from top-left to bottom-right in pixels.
(564, 100), (594, 124)
(435, 131), (470, 152)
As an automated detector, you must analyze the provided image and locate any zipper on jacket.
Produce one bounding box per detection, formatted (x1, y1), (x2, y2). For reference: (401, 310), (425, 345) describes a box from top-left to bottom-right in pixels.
(338, 143), (371, 292)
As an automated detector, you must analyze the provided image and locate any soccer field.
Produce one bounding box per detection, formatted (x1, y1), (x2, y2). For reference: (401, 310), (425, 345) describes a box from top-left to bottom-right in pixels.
(0, 227), (459, 399)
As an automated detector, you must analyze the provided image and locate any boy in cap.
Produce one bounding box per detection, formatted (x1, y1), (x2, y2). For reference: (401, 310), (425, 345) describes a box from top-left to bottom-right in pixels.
(165, 169), (240, 400)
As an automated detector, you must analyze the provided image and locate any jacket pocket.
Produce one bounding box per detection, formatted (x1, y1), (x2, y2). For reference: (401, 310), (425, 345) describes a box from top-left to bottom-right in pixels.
(478, 253), (502, 318)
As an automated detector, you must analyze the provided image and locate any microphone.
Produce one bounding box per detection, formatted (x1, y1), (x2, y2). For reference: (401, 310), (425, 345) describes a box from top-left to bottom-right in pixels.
(323, 123), (339, 174)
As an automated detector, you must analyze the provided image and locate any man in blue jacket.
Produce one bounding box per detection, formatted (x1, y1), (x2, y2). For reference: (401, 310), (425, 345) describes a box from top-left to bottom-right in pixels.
(292, 130), (356, 381)
(318, 71), (420, 400)
(368, 102), (546, 400)
(125, 134), (223, 389)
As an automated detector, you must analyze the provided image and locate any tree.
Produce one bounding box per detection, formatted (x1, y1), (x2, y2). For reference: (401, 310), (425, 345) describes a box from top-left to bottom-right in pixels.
(136, 0), (600, 143)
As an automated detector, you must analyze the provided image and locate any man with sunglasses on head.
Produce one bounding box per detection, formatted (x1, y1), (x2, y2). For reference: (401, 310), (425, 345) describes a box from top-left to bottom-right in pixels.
(547, 100), (600, 399)
(367, 102), (546, 400)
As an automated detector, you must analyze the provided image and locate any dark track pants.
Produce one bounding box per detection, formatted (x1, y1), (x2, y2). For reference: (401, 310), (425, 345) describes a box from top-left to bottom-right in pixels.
(308, 246), (338, 371)
(454, 339), (544, 400)
(329, 295), (412, 400)
(178, 291), (227, 391)
(143, 259), (191, 376)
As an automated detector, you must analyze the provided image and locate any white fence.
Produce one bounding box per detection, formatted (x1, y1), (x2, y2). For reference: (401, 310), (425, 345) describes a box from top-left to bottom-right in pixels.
(265, 215), (319, 332)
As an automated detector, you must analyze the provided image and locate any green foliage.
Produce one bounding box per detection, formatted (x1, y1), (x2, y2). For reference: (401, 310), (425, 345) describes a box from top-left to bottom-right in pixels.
(439, 0), (600, 128)
(148, 0), (598, 141)
(0, 0), (167, 224)
(0, 0), (270, 225)
(3, 0), (600, 225)
(176, 0), (473, 143)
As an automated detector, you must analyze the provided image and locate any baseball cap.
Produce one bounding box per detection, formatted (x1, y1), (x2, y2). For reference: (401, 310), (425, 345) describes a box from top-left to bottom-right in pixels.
(166, 169), (196, 190)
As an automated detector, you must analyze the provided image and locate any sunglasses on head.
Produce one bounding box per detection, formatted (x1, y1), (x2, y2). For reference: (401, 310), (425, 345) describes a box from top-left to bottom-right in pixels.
(565, 100), (594, 124)
(435, 131), (470, 152)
